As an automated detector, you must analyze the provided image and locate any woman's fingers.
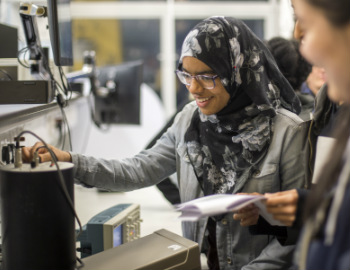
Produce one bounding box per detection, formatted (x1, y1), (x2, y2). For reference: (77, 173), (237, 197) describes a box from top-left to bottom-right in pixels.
(269, 214), (295, 226)
(22, 142), (44, 163)
(266, 204), (297, 215)
(240, 214), (260, 226)
(22, 142), (71, 164)
(233, 204), (260, 226)
(22, 146), (32, 163)
(264, 189), (299, 226)
(39, 151), (54, 163)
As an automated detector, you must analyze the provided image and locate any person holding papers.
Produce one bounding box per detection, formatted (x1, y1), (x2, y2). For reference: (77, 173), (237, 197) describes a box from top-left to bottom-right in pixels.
(23, 16), (309, 270)
(237, 0), (350, 267)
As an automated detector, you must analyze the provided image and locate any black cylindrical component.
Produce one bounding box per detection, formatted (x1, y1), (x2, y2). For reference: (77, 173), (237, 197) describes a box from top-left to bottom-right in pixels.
(0, 162), (76, 270)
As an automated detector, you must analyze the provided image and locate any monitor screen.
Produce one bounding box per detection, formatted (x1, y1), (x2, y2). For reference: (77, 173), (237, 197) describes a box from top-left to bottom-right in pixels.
(47, 0), (73, 66)
(76, 203), (140, 258)
(113, 225), (123, 247)
(94, 60), (143, 125)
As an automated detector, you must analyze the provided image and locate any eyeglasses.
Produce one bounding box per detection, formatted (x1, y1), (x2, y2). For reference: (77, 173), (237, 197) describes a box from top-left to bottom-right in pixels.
(175, 70), (219, 90)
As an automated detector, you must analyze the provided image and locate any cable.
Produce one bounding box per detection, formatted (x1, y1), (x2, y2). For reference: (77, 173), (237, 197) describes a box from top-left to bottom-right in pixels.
(88, 92), (110, 131)
(35, 46), (73, 152)
(37, 46), (55, 81)
(15, 130), (82, 240)
(61, 118), (67, 150)
(16, 26), (74, 154)
(55, 118), (65, 150)
(17, 131), (83, 268)
(0, 69), (13, 81)
(55, 85), (72, 152)
(17, 37), (74, 154)
(76, 256), (85, 269)
(35, 145), (58, 164)
(59, 103), (73, 151)
(55, 79), (68, 98)
(17, 47), (31, 69)
(59, 66), (70, 96)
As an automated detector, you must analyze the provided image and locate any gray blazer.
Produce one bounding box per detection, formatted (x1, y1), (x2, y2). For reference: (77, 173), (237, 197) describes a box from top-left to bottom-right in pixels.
(72, 101), (309, 270)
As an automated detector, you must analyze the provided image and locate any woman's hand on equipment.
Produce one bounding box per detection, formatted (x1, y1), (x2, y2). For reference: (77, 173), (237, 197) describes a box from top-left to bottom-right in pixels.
(264, 189), (299, 226)
(22, 142), (72, 163)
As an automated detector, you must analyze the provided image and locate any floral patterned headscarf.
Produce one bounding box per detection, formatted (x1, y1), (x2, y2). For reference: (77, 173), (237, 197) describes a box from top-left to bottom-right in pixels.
(181, 16), (301, 196)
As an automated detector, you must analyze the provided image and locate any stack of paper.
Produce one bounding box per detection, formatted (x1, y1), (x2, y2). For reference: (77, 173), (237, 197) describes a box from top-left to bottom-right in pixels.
(175, 194), (283, 226)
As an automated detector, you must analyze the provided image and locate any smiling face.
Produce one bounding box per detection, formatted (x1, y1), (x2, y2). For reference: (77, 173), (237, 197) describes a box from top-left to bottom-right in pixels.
(182, 56), (230, 115)
(292, 0), (350, 103)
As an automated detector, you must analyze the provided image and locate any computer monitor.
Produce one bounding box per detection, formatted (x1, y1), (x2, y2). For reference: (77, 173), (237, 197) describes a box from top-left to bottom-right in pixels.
(77, 204), (141, 258)
(46, 0), (73, 66)
(94, 60), (143, 125)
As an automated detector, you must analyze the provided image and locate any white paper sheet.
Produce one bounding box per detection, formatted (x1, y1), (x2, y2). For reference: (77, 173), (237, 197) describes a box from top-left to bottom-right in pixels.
(175, 194), (283, 226)
(312, 136), (336, 184)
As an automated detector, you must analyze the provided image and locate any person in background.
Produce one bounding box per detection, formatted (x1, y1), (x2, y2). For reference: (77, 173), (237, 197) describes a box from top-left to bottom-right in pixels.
(23, 16), (309, 270)
(290, 0), (350, 268)
(234, 0), (340, 245)
(237, 0), (350, 268)
(300, 66), (326, 97)
(266, 36), (313, 120)
(299, 66), (327, 119)
(262, 0), (345, 229)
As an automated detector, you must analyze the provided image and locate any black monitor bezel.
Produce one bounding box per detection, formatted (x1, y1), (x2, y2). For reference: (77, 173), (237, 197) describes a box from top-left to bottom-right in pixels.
(46, 0), (73, 66)
(94, 60), (143, 125)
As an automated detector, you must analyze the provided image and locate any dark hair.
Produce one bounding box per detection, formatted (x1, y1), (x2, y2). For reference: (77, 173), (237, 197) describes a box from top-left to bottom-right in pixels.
(266, 37), (311, 91)
(305, 0), (350, 26)
(303, 0), (350, 219)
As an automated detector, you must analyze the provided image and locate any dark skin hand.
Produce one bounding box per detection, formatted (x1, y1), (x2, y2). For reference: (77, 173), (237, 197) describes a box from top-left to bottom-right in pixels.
(233, 190), (299, 227)
(264, 189), (299, 226)
(22, 142), (72, 163)
(233, 192), (261, 226)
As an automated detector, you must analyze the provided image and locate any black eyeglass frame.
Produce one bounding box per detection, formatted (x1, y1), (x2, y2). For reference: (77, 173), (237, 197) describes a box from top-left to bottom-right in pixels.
(175, 70), (219, 90)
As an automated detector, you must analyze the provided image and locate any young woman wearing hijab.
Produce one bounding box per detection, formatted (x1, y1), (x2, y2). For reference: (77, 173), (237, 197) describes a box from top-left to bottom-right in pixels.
(22, 16), (309, 270)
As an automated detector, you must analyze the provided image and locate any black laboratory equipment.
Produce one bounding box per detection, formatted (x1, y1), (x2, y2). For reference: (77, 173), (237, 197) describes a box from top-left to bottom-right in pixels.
(20, 0), (74, 69)
(81, 229), (201, 270)
(47, 0), (73, 66)
(0, 162), (76, 270)
(94, 60), (143, 125)
(19, 2), (51, 80)
(0, 0), (75, 104)
(76, 203), (202, 269)
(0, 23), (18, 59)
(77, 203), (141, 258)
(0, 2), (53, 104)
